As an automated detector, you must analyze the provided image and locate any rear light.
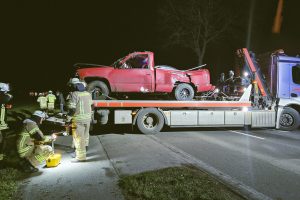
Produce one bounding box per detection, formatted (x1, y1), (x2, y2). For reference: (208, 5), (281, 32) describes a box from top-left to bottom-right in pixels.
(5, 104), (12, 109)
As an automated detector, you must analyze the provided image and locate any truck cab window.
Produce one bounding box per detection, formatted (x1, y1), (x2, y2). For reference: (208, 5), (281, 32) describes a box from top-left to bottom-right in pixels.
(125, 54), (149, 69)
(292, 65), (300, 84)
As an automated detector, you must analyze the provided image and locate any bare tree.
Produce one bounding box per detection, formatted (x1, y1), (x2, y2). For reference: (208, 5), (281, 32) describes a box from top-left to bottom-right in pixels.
(159, 0), (234, 65)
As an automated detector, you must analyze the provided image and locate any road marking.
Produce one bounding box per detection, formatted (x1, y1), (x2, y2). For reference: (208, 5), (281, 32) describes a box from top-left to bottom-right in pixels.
(229, 130), (265, 140)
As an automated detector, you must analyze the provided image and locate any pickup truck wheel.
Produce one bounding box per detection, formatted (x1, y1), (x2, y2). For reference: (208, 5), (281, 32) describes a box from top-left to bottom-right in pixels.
(136, 108), (164, 134)
(174, 83), (194, 101)
(87, 81), (110, 100)
(279, 107), (300, 131)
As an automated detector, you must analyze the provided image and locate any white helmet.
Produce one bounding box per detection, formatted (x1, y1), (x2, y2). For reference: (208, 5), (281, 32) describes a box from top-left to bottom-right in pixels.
(0, 83), (10, 92)
(69, 78), (80, 85)
(33, 110), (47, 119)
(81, 81), (87, 88)
(48, 90), (53, 94)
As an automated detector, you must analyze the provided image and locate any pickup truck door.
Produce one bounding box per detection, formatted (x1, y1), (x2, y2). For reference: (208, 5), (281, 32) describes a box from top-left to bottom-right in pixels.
(110, 54), (153, 92)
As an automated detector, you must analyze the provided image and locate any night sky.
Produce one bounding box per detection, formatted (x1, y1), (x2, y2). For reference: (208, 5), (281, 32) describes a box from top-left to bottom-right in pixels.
(1, 0), (300, 95)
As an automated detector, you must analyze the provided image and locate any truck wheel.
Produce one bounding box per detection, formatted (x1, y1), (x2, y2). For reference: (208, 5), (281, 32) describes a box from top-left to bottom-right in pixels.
(136, 108), (164, 134)
(279, 107), (300, 131)
(87, 81), (110, 100)
(174, 83), (194, 101)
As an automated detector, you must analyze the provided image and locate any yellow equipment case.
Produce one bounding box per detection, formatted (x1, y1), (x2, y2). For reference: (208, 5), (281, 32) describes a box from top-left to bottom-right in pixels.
(46, 153), (61, 167)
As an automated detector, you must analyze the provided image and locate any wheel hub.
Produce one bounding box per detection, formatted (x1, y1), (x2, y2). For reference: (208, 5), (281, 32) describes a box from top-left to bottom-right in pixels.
(180, 89), (190, 99)
(146, 116), (154, 124)
(280, 113), (294, 127)
(143, 114), (157, 129)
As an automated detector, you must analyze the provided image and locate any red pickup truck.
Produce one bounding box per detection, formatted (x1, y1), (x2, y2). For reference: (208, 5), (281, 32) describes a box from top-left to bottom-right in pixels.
(75, 51), (214, 100)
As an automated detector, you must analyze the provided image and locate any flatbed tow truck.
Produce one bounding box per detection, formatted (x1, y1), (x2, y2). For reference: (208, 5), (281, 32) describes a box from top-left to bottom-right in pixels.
(89, 48), (300, 134)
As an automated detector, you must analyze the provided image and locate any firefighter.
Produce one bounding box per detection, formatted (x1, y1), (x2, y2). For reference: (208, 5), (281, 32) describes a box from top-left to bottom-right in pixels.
(0, 83), (13, 162)
(46, 90), (56, 114)
(56, 91), (65, 113)
(37, 93), (47, 111)
(17, 111), (55, 173)
(67, 80), (93, 162)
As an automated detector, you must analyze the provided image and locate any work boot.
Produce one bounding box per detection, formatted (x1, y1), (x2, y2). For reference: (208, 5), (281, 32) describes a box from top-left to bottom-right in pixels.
(24, 165), (39, 173)
(28, 160), (39, 172)
(20, 159), (38, 173)
(70, 158), (86, 163)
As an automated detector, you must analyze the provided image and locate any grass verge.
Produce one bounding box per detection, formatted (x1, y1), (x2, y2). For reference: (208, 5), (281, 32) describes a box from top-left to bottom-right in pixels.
(0, 168), (23, 200)
(1, 103), (38, 200)
(119, 165), (246, 200)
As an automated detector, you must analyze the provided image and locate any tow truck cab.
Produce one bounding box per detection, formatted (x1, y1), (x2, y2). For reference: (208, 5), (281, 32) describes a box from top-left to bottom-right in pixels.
(271, 54), (300, 100)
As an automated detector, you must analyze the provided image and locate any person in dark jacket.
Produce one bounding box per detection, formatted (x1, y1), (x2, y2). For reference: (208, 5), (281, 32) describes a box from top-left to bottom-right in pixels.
(56, 91), (65, 113)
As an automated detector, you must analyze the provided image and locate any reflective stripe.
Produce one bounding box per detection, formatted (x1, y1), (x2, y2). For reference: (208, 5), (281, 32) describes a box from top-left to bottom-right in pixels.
(73, 113), (91, 121)
(29, 127), (39, 135)
(18, 146), (31, 153)
(19, 135), (28, 151)
(19, 152), (27, 157)
(68, 102), (76, 109)
(20, 132), (30, 137)
(76, 148), (86, 160)
(78, 92), (90, 97)
(35, 154), (44, 163)
(79, 100), (83, 114)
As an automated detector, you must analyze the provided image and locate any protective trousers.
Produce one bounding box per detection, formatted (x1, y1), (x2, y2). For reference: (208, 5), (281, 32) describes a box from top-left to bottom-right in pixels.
(48, 102), (55, 111)
(71, 130), (89, 149)
(17, 132), (54, 167)
(72, 121), (90, 161)
(27, 145), (53, 167)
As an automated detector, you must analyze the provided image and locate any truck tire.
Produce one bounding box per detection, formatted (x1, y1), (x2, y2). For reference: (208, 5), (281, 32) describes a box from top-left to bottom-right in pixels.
(87, 81), (110, 100)
(136, 108), (164, 134)
(279, 107), (300, 131)
(174, 83), (194, 101)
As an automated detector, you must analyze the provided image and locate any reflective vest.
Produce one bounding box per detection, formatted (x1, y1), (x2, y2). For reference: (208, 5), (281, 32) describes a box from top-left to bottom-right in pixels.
(46, 94), (56, 103)
(67, 91), (93, 123)
(37, 96), (47, 108)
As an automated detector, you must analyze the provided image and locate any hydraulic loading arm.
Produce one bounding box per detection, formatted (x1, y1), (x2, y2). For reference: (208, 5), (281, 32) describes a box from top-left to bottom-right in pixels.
(237, 48), (273, 108)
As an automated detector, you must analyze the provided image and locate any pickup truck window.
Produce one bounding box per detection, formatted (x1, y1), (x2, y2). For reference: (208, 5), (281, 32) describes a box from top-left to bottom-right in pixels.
(124, 54), (149, 69)
(292, 65), (300, 84)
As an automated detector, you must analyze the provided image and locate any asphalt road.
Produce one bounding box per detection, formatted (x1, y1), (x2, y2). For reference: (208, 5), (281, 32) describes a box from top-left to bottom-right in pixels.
(153, 128), (300, 200)
(18, 127), (300, 200)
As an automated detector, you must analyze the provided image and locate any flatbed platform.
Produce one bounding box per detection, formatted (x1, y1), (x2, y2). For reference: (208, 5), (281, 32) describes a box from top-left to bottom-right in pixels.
(93, 100), (252, 108)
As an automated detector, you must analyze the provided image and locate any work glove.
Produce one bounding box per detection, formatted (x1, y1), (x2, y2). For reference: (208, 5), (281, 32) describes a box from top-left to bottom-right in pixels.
(51, 134), (57, 141)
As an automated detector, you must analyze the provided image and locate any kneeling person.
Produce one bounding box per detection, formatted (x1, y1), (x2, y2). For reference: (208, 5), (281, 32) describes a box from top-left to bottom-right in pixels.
(17, 110), (55, 173)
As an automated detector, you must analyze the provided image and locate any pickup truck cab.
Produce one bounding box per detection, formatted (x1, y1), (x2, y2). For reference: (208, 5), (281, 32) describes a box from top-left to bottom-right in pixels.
(76, 51), (214, 100)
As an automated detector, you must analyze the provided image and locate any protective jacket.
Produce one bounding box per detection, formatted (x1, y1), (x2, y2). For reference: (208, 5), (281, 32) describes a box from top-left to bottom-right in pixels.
(37, 96), (47, 109)
(17, 119), (52, 162)
(46, 94), (56, 103)
(67, 91), (93, 123)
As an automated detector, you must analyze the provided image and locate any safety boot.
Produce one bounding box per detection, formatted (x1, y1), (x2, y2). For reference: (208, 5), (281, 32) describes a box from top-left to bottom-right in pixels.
(20, 159), (38, 173)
